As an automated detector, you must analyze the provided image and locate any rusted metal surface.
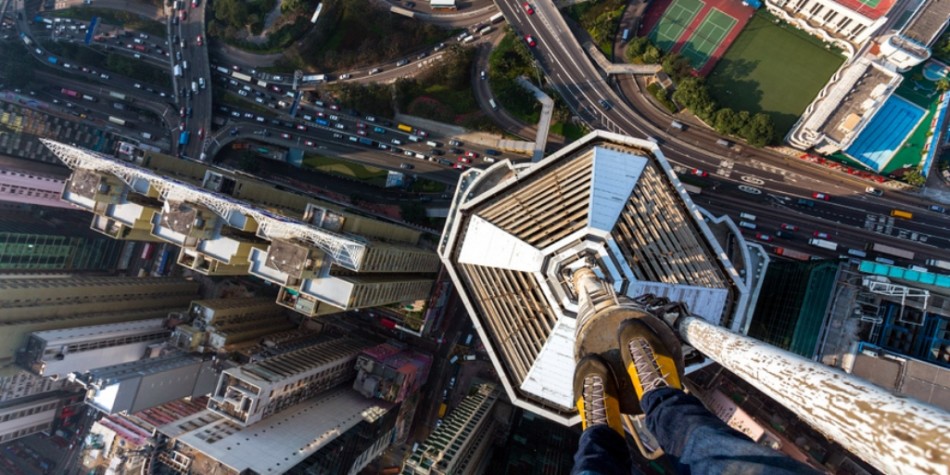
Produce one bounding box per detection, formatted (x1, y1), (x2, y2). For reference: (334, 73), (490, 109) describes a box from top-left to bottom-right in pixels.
(680, 316), (950, 475)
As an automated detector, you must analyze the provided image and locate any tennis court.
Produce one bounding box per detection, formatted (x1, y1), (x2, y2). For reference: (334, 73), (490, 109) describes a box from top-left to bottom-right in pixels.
(679, 9), (737, 70)
(845, 95), (925, 171)
(648, 0), (704, 51)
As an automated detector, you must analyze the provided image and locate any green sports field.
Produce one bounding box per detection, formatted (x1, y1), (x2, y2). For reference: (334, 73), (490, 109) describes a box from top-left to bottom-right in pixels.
(706, 12), (844, 136)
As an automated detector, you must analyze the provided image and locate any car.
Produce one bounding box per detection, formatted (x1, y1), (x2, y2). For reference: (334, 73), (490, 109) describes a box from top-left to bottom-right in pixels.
(197, 127), (204, 139)
(417, 130), (428, 138)
(191, 0), (198, 7)
(180, 106), (186, 117)
(280, 133), (291, 139)
(296, 124), (307, 131)
(480, 70), (487, 80)
(356, 122), (366, 129)
(244, 112), (254, 119)
(466, 151), (479, 158)
(271, 85), (281, 93)
(404, 150), (415, 157)
(195, 34), (203, 46)
(780, 223), (798, 231)
(357, 129), (367, 136)
(454, 163), (465, 169)
(524, 35), (536, 47)
(431, 149), (444, 156)
(134, 83), (142, 89)
(332, 133), (343, 139)
(229, 128), (238, 136)
(238, 89), (248, 96)
(178, 10), (186, 20)
(928, 204), (946, 213)
(304, 140), (315, 147)
(179, 121), (186, 130)
(755, 233), (773, 242)
(458, 156), (472, 164)
(813, 231), (830, 239)
(400, 163), (414, 169)
(329, 104), (340, 111)
(598, 98), (612, 110)
(334, 123), (345, 130)
(812, 192), (830, 201)
(522, 2), (534, 14)
(691, 168), (708, 177)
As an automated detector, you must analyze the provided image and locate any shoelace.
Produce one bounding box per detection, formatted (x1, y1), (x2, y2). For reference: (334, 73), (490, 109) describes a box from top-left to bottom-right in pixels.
(583, 375), (608, 425)
(631, 338), (669, 392)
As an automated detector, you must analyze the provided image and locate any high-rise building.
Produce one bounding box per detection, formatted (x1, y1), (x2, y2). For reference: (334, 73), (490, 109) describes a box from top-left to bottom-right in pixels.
(79, 353), (218, 414)
(16, 318), (171, 379)
(402, 383), (507, 475)
(0, 275), (199, 372)
(170, 297), (296, 352)
(0, 390), (72, 444)
(439, 131), (750, 424)
(208, 335), (373, 425)
(0, 206), (125, 272)
(45, 139), (441, 317)
(353, 342), (432, 404)
(0, 156), (72, 210)
(749, 260), (839, 356)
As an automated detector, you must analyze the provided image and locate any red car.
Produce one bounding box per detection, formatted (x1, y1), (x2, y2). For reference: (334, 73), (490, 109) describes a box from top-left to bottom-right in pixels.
(522, 2), (534, 14)
(317, 111), (326, 118)
(417, 130), (428, 138)
(458, 156), (472, 164)
(329, 104), (340, 111)
(454, 163), (466, 169)
(195, 34), (203, 46)
(813, 231), (830, 239)
(178, 10), (186, 21)
(357, 129), (367, 136)
(691, 168), (708, 177)
(780, 223), (798, 231)
(296, 124), (307, 131)
(812, 192), (830, 201)
(755, 233), (773, 242)
(525, 35), (536, 47)
(197, 127), (204, 139)
(356, 122), (366, 129)
(466, 151), (479, 158)
(304, 140), (315, 147)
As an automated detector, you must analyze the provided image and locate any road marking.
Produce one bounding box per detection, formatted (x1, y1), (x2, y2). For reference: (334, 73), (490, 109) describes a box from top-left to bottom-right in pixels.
(741, 175), (764, 185)
(738, 185), (761, 195)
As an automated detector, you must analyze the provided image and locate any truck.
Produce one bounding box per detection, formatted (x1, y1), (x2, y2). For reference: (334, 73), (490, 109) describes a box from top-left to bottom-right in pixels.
(108, 116), (126, 126)
(141, 132), (153, 140)
(302, 74), (326, 82)
(808, 238), (838, 251)
(489, 12), (504, 23)
(397, 123), (413, 133)
(866, 243), (914, 260)
(61, 88), (79, 98)
(178, 131), (190, 145)
(231, 71), (252, 82)
(109, 91), (126, 101)
(773, 247), (811, 261)
(925, 259), (950, 271)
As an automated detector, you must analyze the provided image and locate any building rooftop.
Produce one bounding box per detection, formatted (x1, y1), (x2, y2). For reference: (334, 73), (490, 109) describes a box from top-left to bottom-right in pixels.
(174, 387), (389, 474)
(902, 0), (950, 45)
(439, 131), (745, 424)
(821, 64), (895, 145)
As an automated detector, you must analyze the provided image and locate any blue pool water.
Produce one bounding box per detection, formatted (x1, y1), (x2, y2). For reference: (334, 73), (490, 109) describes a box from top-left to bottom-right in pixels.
(845, 95), (925, 171)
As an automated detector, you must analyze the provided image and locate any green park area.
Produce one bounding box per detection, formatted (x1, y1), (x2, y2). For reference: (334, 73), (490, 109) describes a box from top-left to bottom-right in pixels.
(706, 12), (844, 136)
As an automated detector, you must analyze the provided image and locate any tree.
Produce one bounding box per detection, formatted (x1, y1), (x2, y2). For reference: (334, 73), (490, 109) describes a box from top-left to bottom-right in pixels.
(739, 113), (775, 147)
(643, 45), (662, 64)
(625, 36), (650, 62)
(662, 53), (692, 81)
(902, 168), (926, 187)
(937, 78), (950, 93)
(672, 77), (716, 119)
(713, 108), (740, 135)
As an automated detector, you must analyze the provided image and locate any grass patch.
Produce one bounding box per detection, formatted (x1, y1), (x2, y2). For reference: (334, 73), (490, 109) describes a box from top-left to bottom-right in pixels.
(706, 11), (843, 136)
(49, 7), (167, 36)
(410, 180), (447, 193)
(218, 92), (272, 115)
(562, 0), (626, 57)
(549, 122), (587, 142)
(303, 155), (389, 186)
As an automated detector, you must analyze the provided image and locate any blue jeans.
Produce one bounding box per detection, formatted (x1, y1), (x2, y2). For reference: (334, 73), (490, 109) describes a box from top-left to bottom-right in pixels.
(572, 388), (822, 475)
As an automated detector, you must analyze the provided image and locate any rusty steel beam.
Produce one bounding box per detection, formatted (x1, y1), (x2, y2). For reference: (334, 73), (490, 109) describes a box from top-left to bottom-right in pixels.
(679, 316), (949, 475)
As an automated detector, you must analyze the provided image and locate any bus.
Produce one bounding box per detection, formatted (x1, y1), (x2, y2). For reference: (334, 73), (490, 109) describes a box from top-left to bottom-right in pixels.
(61, 88), (79, 98)
(231, 71), (252, 82)
(108, 116), (127, 126)
(397, 123), (413, 133)
(489, 12), (504, 23)
(153, 249), (174, 276)
(890, 209), (913, 219)
(179, 131), (190, 146)
(926, 259), (950, 271)
(866, 243), (914, 260)
(109, 91), (126, 101)
(682, 183), (702, 195)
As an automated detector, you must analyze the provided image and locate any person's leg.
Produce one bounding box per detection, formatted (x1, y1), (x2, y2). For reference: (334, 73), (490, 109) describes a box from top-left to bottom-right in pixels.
(571, 425), (632, 475)
(642, 388), (822, 475)
(571, 355), (632, 475)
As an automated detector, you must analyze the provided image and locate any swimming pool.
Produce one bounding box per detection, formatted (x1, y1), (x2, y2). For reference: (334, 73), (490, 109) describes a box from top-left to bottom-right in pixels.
(922, 61), (948, 81)
(845, 95), (925, 171)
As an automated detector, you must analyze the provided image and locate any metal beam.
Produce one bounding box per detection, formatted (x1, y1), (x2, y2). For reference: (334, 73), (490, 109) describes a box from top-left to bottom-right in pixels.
(679, 316), (950, 475)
